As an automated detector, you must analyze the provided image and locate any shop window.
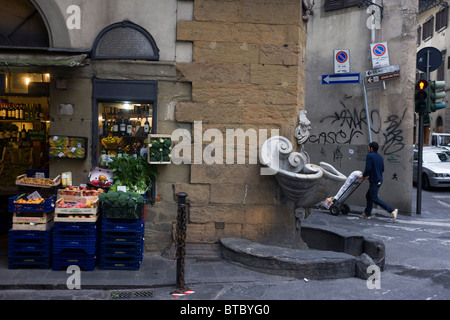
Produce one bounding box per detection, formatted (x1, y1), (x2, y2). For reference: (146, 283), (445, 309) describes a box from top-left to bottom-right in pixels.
(417, 26), (422, 47)
(92, 21), (159, 61)
(324, 0), (360, 11)
(422, 16), (434, 41)
(436, 5), (448, 32)
(437, 50), (446, 81)
(436, 116), (444, 133)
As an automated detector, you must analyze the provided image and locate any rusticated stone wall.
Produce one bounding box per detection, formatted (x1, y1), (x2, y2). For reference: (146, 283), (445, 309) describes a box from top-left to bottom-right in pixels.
(173, 0), (308, 246)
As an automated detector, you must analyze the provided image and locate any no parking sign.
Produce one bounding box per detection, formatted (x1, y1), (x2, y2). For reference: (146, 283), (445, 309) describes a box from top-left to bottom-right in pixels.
(370, 42), (390, 69)
(334, 49), (350, 73)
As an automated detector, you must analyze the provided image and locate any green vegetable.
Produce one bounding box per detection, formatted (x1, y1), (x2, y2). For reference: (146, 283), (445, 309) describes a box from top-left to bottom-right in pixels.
(99, 190), (145, 207)
(107, 153), (158, 195)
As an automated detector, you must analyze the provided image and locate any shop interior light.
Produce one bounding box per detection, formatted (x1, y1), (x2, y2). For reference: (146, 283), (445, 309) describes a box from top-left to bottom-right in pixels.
(122, 103), (133, 109)
(25, 77), (30, 86)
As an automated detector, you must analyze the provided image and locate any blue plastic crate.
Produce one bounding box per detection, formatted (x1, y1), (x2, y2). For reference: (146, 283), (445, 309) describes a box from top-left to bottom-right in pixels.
(98, 256), (142, 270)
(8, 243), (51, 256)
(100, 243), (143, 258)
(101, 218), (144, 233)
(54, 221), (97, 234)
(53, 242), (96, 255)
(52, 254), (96, 271)
(9, 230), (52, 249)
(9, 229), (52, 241)
(100, 231), (143, 246)
(8, 195), (56, 213)
(8, 255), (51, 269)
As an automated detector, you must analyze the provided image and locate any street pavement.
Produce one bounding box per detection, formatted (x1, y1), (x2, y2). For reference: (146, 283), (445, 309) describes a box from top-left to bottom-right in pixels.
(0, 187), (449, 304)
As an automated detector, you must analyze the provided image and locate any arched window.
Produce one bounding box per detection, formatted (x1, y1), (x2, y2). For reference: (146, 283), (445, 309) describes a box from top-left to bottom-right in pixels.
(0, 0), (49, 47)
(436, 116), (444, 133)
(92, 20), (159, 61)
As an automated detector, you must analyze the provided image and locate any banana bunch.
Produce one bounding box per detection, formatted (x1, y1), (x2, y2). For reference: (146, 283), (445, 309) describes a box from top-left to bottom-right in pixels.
(69, 137), (86, 148)
(49, 146), (67, 158)
(66, 147), (85, 159)
(49, 136), (69, 147)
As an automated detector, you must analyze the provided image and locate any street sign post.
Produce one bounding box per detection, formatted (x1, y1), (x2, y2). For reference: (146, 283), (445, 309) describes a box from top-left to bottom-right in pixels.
(416, 47), (443, 215)
(334, 49), (350, 73)
(322, 73), (360, 85)
(417, 47), (442, 73)
(370, 42), (390, 69)
(365, 65), (400, 77)
(366, 71), (400, 83)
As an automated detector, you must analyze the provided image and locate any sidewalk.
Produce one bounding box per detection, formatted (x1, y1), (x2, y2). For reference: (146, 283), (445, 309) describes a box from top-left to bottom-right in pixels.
(1, 197), (449, 300)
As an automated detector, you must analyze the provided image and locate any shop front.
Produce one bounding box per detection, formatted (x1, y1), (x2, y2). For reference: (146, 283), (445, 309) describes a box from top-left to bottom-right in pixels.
(0, 1), (186, 261)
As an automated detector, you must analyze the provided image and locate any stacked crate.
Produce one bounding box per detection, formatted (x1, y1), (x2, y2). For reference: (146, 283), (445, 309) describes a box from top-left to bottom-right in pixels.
(99, 202), (145, 270)
(52, 221), (98, 271)
(8, 229), (52, 269)
(52, 189), (101, 271)
(10, 174), (60, 232)
(8, 174), (59, 269)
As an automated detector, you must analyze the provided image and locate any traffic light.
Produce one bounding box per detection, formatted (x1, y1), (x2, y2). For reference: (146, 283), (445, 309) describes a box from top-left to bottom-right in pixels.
(415, 79), (428, 114)
(428, 80), (446, 112)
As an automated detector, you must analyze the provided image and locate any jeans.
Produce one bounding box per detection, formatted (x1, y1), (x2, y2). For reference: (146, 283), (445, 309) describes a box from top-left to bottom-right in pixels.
(364, 182), (394, 216)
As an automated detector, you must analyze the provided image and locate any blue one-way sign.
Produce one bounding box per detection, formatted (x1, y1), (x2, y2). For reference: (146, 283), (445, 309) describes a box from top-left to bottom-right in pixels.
(322, 73), (360, 85)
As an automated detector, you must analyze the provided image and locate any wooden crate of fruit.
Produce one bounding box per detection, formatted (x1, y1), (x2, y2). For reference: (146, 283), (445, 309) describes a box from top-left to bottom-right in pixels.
(12, 210), (54, 230)
(16, 174), (61, 188)
(55, 198), (99, 222)
(57, 186), (104, 202)
(13, 211), (54, 224)
(12, 220), (54, 231)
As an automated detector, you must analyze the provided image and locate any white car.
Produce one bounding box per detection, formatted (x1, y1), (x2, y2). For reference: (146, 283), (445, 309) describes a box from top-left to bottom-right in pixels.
(413, 147), (450, 189)
(430, 133), (450, 151)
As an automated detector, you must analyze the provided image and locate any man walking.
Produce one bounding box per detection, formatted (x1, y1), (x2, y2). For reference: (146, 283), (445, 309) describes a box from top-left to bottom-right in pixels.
(358, 142), (398, 222)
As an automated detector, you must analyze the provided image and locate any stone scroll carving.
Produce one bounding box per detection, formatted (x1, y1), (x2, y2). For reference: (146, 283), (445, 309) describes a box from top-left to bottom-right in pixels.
(260, 110), (346, 211)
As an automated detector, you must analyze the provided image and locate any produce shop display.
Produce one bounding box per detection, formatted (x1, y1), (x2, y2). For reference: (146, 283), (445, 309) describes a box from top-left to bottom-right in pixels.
(58, 185), (104, 197)
(49, 135), (87, 159)
(88, 167), (113, 188)
(16, 174), (61, 188)
(107, 154), (157, 194)
(148, 135), (172, 163)
(55, 197), (99, 222)
(99, 190), (145, 219)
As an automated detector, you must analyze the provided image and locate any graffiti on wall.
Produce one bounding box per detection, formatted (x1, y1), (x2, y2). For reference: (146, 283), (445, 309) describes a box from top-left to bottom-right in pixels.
(381, 108), (406, 156)
(308, 101), (406, 156)
(308, 101), (381, 145)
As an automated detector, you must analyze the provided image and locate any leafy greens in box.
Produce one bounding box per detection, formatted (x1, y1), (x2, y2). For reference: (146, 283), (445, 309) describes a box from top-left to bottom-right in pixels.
(107, 153), (158, 195)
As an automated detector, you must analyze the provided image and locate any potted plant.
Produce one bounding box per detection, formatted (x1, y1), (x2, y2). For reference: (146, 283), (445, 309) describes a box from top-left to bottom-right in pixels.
(107, 153), (158, 199)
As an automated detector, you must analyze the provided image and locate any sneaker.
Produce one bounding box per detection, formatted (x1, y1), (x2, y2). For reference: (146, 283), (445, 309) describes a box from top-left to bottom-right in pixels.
(391, 209), (398, 222)
(359, 213), (371, 219)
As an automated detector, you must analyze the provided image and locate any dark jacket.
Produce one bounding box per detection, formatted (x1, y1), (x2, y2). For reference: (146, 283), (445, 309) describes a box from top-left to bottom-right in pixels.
(363, 151), (384, 184)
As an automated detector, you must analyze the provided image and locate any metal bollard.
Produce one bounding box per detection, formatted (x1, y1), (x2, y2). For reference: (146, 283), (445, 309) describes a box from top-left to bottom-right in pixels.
(172, 192), (189, 293)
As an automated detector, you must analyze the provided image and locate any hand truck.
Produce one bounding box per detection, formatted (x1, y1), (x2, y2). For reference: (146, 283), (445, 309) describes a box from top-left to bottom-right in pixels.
(329, 178), (364, 216)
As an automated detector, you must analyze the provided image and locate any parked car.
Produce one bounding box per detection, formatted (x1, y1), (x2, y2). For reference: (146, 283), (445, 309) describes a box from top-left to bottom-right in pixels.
(413, 147), (450, 189)
(430, 133), (450, 151)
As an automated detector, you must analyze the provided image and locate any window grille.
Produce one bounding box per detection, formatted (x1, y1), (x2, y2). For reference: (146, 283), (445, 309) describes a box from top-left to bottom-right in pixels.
(92, 20), (159, 61)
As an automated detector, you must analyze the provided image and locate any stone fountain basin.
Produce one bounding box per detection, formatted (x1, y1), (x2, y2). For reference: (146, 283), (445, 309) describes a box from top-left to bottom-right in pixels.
(219, 224), (385, 280)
